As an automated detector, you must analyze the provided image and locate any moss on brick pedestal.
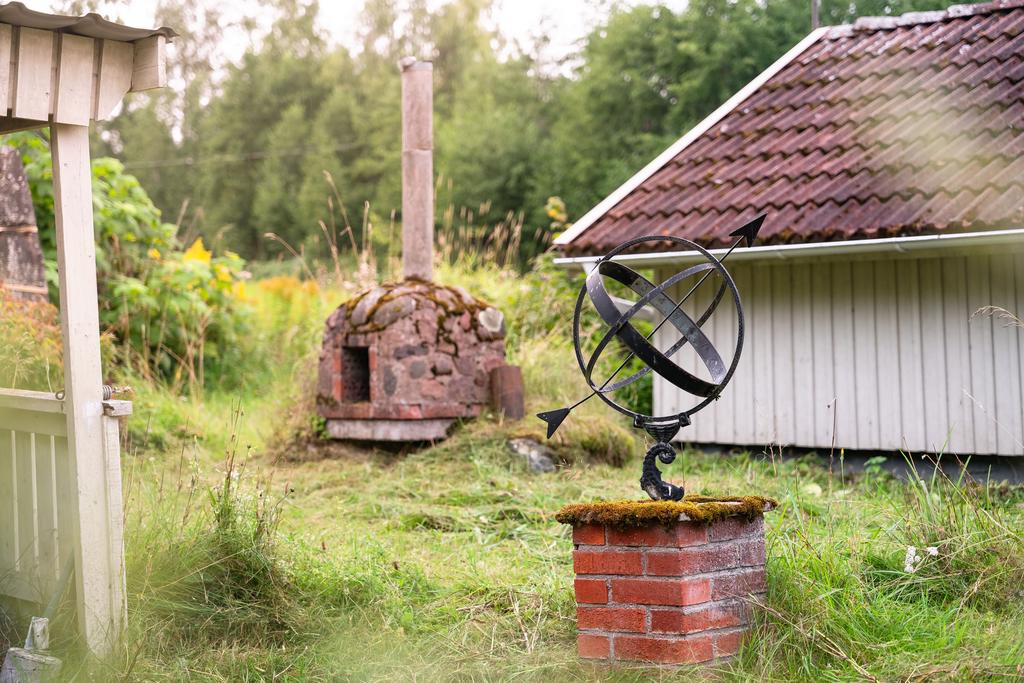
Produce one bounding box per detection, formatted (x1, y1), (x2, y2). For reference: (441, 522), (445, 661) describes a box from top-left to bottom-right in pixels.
(556, 495), (776, 528)
(559, 497), (775, 667)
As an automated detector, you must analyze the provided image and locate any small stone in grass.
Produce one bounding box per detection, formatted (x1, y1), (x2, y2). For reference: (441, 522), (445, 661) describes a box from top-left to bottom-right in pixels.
(508, 438), (556, 473)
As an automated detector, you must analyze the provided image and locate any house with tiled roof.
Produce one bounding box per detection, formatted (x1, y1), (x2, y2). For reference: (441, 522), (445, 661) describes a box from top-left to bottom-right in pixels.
(556, 0), (1024, 457)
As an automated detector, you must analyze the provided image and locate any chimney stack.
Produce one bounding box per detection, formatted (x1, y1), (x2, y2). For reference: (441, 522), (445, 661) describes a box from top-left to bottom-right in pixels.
(400, 57), (433, 281)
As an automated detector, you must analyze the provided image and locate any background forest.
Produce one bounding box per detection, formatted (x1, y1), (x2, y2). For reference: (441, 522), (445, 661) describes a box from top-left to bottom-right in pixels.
(92, 0), (967, 263)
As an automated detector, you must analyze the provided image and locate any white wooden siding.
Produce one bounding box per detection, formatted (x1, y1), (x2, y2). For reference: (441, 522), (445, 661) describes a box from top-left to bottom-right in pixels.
(0, 23), (167, 133)
(0, 390), (129, 637)
(655, 249), (1024, 456)
(0, 393), (74, 604)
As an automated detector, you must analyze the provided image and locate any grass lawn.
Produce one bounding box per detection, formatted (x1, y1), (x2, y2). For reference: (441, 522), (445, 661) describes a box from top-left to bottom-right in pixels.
(96, 386), (1024, 682)
(6, 261), (1024, 681)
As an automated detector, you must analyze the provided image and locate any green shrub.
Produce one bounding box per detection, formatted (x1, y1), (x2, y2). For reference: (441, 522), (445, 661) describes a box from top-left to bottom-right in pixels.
(6, 131), (251, 390)
(106, 238), (251, 390)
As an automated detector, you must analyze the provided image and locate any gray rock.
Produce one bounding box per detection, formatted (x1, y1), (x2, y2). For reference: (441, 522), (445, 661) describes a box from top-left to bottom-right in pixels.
(432, 356), (454, 375)
(452, 286), (478, 307)
(349, 287), (387, 326)
(432, 287), (458, 310)
(372, 296), (417, 327)
(477, 307), (506, 340)
(508, 438), (557, 473)
(454, 357), (475, 376)
(383, 366), (397, 395)
(408, 360), (428, 379)
(394, 343), (429, 360)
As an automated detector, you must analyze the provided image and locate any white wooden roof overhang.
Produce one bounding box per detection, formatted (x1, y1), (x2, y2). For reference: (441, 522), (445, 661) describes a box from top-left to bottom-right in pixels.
(0, 1), (173, 133)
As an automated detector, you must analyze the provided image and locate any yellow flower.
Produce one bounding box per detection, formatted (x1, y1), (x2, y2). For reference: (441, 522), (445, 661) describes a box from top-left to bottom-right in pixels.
(183, 238), (212, 265)
(232, 280), (250, 301)
(147, 248), (161, 260)
(214, 263), (232, 283)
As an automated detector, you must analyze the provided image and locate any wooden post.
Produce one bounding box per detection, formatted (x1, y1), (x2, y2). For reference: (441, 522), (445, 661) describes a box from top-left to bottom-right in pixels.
(400, 58), (433, 282)
(489, 366), (525, 420)
(50, 123), (123, 655)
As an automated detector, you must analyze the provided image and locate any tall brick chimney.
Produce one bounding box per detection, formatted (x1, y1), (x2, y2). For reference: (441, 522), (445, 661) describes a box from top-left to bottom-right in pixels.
(400, 57), (433, 282)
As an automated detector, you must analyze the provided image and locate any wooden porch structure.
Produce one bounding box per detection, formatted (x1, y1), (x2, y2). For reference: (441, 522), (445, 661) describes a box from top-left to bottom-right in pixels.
(0, 2), (172, 656)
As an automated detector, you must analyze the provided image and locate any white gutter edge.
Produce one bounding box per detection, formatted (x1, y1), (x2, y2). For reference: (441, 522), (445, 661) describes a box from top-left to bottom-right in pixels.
(553, 25), (832, 248)
(552, 228), (1024, 269)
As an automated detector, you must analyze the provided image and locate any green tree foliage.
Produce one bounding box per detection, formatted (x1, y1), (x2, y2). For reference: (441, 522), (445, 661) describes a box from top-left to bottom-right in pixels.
(99, 0), (981, 263)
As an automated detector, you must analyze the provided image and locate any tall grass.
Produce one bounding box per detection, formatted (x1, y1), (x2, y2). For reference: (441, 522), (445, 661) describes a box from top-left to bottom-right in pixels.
(728, 457), (1024, 681)
(78, 407), (1024, 681)
(875, 455), (1024, 610)
(0, 294), (64, 391)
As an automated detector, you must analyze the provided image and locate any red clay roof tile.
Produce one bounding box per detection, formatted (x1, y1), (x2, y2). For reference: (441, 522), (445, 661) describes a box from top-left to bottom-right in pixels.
(562, 0), (1024, 255)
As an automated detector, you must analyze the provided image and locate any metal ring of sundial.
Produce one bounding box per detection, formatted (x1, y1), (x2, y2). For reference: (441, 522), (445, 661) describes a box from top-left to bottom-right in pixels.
(572, 234), (745, 424)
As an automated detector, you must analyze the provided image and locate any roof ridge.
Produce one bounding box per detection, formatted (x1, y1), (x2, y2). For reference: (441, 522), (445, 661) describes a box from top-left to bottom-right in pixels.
(828, 0), (1024, 36)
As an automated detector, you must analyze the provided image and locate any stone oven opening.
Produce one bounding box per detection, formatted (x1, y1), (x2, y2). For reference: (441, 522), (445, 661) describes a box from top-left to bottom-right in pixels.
(341, 346), (371, 403)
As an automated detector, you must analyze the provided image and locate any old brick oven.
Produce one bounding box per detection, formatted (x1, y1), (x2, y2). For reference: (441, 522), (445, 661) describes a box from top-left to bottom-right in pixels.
(316, 59), (521, 441)
(316, 280), (512, 440)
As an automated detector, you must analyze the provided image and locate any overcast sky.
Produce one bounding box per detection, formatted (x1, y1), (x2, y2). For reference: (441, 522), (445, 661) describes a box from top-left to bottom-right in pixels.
(23, 0), (688, 71)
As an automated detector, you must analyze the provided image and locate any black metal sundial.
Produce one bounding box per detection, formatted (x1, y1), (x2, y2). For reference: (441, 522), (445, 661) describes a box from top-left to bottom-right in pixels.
(538, 215), (765, 501)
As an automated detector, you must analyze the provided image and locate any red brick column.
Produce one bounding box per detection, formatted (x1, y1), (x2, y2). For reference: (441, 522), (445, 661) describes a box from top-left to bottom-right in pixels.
(571, 515), (766, 666)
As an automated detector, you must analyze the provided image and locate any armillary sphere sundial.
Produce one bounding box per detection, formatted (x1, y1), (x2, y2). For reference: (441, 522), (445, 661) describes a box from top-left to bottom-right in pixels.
(538, 214), (765, 501)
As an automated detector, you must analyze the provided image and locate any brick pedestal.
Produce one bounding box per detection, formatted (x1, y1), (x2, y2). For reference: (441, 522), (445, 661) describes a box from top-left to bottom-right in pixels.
(570, 514), (767, 666)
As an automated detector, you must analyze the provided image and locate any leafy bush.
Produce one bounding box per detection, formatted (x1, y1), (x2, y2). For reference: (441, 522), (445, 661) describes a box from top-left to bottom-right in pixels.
(107, 239), (251, 389)
(6, 131), (251, 390)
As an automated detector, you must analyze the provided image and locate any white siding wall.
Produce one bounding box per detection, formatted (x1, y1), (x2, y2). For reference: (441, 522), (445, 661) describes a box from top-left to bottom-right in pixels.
(654, 250), (1024, 456)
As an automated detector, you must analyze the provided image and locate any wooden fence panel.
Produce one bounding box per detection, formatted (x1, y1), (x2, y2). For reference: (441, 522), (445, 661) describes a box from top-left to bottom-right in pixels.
(0, 390), (126, 638)
(0, 397), (71, 604)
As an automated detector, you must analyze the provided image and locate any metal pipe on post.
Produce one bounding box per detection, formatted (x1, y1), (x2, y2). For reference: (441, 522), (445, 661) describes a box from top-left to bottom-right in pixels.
(400, 57), (434, 282)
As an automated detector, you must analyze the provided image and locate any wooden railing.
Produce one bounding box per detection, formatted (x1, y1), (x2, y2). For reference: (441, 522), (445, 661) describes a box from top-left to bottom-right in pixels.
(0, 388), (129, 629)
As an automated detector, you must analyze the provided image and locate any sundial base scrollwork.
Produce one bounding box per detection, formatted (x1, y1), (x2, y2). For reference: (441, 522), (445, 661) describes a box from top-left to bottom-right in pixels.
(637, 416), (690, 501)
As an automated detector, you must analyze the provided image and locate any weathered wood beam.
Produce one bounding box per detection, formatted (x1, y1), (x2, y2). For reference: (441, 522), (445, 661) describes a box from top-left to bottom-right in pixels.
(0, 23), (167, 125)
(51, 122), (125, 656)
(131, 35), (166, 91)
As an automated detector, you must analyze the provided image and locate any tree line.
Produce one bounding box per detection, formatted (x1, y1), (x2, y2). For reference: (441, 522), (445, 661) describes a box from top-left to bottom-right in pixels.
(95, 0), (967, 263)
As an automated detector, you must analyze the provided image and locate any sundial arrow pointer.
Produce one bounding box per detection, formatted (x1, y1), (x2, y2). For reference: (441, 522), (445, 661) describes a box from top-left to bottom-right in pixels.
(728, 213), (765, 249)
(536, 407), (571, 439)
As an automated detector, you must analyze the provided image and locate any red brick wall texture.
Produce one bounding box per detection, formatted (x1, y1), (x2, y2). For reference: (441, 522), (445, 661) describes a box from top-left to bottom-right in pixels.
(570, 515), (767, 666)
